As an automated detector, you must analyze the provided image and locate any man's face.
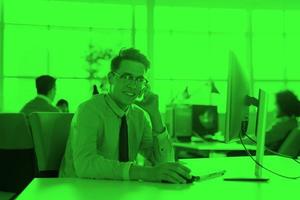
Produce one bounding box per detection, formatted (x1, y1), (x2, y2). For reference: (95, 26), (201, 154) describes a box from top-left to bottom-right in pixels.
(58, 104), (69, 113)
(275, 101), (282, 117)
(109, 60), (147, 109)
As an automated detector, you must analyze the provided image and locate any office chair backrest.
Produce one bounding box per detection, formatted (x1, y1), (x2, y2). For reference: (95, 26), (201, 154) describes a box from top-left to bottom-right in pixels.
(278, 127), (300, 158)
(0, 191), (16, 200)
(29, 112), (73, 177)
(0, 113), (33, 149)
(0, 113), (35, 193)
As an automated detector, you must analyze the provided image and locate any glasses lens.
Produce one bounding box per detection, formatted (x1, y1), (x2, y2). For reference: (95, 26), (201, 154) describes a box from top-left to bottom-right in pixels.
(117, 73), (148, 86)
(120, 74), (133, 81)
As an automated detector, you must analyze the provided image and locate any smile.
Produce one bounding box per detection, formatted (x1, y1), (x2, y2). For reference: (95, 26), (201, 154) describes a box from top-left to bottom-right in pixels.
(124, 92), (136, 97)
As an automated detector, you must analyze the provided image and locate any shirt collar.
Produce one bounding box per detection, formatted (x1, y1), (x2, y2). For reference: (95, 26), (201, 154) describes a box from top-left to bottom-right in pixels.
(37, 95), (52, 105)
(105, 94), (130, 118)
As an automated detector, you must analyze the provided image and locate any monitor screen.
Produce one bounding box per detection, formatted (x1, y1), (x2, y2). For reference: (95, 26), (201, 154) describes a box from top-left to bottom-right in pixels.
(192, 105), (218, 137)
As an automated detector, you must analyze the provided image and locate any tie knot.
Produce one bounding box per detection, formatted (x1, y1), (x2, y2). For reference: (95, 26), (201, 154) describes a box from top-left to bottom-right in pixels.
(121, 115), (127, 128)
(121, 115), (127, 121)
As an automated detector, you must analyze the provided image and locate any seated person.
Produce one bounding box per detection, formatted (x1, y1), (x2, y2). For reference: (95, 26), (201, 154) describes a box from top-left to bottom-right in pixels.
(56, 99), (69, 113)
(265, 90), (300, 152)
(59, 48), (191, 184)
(92, 84), (99, 95)
(20, 75), (59, 116)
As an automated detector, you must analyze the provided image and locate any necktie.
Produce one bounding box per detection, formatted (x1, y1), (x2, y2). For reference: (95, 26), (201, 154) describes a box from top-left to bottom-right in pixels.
(119, 115), (129, 162)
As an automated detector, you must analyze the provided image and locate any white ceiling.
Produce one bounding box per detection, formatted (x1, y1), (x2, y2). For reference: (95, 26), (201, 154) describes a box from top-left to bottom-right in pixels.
(51, 0), (300, 9)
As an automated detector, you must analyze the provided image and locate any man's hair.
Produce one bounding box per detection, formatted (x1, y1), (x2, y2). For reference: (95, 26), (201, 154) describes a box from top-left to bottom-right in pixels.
(276, 90), (300, 117)
(35, 75), (56, 95)
(111, 48), (150, 72)
(56, 99), (68, 107)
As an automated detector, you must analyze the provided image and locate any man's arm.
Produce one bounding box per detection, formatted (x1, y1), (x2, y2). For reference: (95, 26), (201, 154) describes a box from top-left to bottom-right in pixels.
(71, 103), (132, 180)
(135, 90), (175, 164)
(139, 111), (175, 165)
(265, 119), (296, 146)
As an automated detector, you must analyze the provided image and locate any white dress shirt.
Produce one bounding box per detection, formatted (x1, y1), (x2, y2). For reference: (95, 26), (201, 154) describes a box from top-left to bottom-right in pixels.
(59, 94), (174, 180)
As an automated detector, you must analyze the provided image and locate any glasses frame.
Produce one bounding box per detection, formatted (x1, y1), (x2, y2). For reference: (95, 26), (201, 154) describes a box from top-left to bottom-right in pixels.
(112, 72), (149, 87)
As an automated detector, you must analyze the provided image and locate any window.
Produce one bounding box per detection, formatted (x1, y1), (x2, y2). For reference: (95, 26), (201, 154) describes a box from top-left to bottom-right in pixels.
(153, 7), (248, 112)
(3, 78), (36, 112)
(3, 1), (134, 112)
(2, 1), (300, 114)
(285, 36), (300, 80)
(252, 10), (284, 34)
(4, 25), (48, 77)
(252, 35), (285, 80)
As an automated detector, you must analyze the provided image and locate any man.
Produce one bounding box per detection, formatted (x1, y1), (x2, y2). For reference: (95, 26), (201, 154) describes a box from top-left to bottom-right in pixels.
(59, 48), (191, 184)
(56, 99), (69, 113)
(20, 75), (59, 116)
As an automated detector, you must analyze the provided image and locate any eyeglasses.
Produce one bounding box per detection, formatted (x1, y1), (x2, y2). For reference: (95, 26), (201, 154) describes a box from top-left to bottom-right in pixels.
(112, 72), (148, 86)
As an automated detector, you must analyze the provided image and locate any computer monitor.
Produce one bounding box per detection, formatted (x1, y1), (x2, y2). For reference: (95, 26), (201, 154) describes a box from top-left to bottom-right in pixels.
(224, 51), (251, 143)
(165, 104), (192, 142)
(192, 105), (218, 138)
(165, 104), (219, 142)
(224, 89), (269, 181)
(255, 89), (268, 179)
(223, 50), (269, 180)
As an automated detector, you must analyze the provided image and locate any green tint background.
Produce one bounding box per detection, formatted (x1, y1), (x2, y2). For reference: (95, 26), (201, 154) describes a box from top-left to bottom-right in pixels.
(2, 0), (300, 114)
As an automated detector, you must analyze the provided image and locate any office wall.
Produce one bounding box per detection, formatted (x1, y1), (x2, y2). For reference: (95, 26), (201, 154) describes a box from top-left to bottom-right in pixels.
(2, 0), (300, 113)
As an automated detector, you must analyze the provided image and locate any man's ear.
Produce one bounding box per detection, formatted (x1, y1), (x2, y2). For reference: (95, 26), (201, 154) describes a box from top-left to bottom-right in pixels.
(48, 88), (55, 101)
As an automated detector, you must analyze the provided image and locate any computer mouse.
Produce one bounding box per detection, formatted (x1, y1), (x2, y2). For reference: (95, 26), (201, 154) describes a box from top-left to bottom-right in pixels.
(162, 175), (200, 184)
(186, 175), (200, 183)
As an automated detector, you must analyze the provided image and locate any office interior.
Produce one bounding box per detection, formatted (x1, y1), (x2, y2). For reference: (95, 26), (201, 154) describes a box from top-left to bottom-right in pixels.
(1, 0), (300, 200)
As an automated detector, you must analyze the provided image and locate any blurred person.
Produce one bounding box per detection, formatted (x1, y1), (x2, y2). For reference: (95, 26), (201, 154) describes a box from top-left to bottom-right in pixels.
(20, 75), (59, 116)
(56, 99), (69, 113)
(265, 90), (300, 152)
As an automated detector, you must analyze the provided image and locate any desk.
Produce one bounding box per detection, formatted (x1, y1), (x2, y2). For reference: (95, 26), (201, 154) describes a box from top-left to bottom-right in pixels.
(173, 141), (257, 157)
(17, 156), (300, 200)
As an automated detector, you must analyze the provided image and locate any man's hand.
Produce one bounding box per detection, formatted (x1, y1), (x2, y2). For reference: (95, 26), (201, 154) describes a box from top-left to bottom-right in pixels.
(135, 85), (165, 133)
(135, 84), (159, 116)
(130, 162), (192, 184)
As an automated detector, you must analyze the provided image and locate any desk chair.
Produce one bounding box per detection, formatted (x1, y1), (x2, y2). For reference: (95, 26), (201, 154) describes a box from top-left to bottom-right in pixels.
(29, 113), (73, 177)
(278, 127), (300, 158)
(0, 113), (35, 194)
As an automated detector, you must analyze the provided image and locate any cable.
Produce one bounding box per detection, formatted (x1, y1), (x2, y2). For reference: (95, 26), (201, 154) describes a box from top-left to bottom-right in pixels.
(239, 132), (300, 180)
(244, 134), (300, 164)
(243, 134), (300, 164)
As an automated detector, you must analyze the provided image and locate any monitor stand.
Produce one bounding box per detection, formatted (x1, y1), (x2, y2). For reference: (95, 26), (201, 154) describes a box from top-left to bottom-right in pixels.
(224, 177), (269, 182)
(223, 89), (270, 183)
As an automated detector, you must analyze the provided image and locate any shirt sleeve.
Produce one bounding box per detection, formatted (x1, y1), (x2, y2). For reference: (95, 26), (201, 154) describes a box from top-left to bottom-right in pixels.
(71, 103), (132, 180)
(265, 119), (296, 146)
(139, 114), (175, 165)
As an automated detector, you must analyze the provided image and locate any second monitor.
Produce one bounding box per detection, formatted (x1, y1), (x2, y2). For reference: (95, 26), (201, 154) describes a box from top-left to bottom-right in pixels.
(192, 105), (218, 138)
(166, 104), (219, 142)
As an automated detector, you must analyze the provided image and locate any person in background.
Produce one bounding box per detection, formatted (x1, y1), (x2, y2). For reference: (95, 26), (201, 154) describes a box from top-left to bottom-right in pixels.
(56, 99), (69, 113)
(265, 90), (300, 152)
(92, 85), (99, 95)
(20, 75), (59, 116)
(59, 48), (191, 184)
